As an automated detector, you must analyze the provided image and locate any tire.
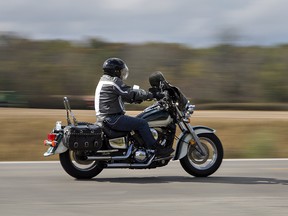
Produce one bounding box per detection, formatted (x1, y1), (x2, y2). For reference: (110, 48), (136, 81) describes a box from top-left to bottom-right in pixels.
(180, 133), (223, 177)
(59, 150), (104, 179)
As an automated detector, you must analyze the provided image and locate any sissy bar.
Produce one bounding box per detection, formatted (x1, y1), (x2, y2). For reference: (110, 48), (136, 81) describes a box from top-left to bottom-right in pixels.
(63, 97), (78, 126)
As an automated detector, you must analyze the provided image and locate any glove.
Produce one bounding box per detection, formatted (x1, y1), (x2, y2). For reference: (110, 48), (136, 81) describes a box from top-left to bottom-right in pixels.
(154, 92), (165, 100)
(149, 88), (165, 100)
(146, 92), (154, 101)
(133, 89), (152, 103)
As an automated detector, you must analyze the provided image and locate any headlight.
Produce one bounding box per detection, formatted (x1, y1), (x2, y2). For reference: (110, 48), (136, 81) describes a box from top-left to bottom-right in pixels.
(186, 103), (195, 114)
(184, 103), (195, 118)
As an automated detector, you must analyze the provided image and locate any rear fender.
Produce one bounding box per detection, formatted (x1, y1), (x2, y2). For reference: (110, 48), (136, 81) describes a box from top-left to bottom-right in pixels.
(173, 126), (215, 160)
(44, 140), (68, 157)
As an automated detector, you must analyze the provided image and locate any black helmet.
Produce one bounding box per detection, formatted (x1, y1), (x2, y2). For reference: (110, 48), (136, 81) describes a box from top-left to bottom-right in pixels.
(102, 58), (129, 80)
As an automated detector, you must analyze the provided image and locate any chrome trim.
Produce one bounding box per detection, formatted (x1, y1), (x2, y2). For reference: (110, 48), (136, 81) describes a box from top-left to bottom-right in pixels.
(43, 141), (68, 157)
(150, 128), (159, 140)
(86, 144), (133, 161)
(109, 137), (127, 149)
(106, 155), (156, 168)
(44, 147), (55, 157)
(185, 123), (208, 156)
(97, 149), (118, 153)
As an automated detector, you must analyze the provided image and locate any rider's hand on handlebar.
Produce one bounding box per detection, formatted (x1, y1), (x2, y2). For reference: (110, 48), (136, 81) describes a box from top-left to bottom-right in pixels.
(149, 88), (165, 100)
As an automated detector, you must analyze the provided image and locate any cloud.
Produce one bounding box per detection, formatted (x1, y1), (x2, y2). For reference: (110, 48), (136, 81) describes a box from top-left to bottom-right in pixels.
(0, 0), (288, 47)
(221, 0), (288, 44)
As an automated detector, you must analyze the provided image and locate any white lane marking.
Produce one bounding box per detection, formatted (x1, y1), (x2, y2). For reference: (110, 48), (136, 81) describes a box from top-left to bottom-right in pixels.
(0, 161), (60, 164)
(223, 158), (288, 161)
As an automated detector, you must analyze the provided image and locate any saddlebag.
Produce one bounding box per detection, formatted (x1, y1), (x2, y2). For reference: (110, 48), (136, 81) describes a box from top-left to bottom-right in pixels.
(64, 124), (103, 150)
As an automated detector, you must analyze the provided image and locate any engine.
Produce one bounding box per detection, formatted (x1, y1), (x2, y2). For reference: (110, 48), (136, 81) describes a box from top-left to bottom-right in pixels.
(134, 149), (148, 163)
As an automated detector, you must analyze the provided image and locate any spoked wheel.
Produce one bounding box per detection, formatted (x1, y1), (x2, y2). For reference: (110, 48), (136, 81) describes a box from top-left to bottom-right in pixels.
(59, 150), (103, 179)
(180, 133), (223, 177)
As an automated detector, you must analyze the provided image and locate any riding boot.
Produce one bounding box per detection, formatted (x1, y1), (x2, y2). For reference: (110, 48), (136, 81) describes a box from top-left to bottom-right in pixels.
(152, 145), (174, 157)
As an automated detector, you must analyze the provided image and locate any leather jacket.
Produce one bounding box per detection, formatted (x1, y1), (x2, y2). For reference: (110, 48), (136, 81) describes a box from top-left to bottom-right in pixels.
(95, 75), (152, 119)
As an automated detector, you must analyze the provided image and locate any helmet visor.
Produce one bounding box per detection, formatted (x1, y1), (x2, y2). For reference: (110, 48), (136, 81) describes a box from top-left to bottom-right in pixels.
(120, 65), (129, 80)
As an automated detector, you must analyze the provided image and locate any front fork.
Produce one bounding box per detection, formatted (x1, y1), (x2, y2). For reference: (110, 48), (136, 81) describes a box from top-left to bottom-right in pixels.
(178, 121), (208, 157)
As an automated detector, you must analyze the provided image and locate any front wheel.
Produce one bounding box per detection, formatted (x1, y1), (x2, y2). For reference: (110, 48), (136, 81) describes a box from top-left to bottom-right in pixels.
(59, 150), (103, 179)
(180, 133), (223, 177)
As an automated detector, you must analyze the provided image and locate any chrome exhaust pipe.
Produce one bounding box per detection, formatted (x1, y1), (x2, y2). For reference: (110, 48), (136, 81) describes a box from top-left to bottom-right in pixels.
(86, 145), (133, 161)
(106, 155), (156, 168)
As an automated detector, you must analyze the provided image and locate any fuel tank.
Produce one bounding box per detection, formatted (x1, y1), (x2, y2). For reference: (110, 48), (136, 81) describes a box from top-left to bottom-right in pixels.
(137, 108), (173, 127)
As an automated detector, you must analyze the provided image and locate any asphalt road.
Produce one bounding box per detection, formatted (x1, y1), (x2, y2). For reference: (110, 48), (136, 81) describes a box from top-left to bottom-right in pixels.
(1, 159), (288, 216)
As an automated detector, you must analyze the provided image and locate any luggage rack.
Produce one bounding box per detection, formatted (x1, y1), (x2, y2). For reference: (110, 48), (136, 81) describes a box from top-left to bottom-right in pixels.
(63, 97), (78, 126)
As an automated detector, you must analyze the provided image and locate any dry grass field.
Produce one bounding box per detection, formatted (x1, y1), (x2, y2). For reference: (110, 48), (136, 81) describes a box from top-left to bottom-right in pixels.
(0, 108), (288, 161)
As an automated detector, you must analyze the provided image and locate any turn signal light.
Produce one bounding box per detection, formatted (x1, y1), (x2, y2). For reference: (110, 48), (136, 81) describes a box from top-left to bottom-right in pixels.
(44, 140), (57, 147)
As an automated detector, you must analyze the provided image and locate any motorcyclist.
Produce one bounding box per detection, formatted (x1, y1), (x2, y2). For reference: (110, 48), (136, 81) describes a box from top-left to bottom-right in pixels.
(95, 57), (174, 157)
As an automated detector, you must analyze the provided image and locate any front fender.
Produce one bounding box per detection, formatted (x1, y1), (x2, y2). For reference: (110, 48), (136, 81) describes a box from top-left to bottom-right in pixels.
(173, 126), (215, 160)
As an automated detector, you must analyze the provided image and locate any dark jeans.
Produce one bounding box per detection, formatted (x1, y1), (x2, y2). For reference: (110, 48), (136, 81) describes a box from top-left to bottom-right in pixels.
(104, 114), (156, 148)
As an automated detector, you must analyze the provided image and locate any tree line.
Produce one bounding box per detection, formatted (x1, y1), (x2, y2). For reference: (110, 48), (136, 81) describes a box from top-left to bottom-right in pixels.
(1, 33), (288, 109)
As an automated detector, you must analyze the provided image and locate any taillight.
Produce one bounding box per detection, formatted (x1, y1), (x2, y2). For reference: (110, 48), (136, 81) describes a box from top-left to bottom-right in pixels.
(47, 133), (57, 141)
(44, 133), (58, 147)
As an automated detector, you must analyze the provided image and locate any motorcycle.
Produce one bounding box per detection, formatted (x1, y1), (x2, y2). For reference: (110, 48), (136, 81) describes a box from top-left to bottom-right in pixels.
(43, 72), (223, 179)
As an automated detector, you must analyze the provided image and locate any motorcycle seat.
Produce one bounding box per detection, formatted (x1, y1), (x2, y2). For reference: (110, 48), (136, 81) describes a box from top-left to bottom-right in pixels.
(102, 126), (128, 139)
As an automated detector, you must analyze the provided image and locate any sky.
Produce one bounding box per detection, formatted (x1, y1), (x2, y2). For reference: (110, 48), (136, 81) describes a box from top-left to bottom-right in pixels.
(0, 0), (288, 47)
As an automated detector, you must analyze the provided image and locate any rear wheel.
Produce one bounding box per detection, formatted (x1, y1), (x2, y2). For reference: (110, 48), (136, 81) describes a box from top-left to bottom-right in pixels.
(59, 150), (103, 179)
(180, 133), (223, 177)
